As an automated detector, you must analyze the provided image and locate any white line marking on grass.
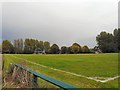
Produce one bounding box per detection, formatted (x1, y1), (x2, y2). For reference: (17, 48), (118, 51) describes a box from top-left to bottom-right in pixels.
(9, 55), (120, 83)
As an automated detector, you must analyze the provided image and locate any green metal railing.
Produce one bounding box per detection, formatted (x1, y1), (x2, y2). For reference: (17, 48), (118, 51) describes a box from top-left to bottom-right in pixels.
(14, 64), (80, 90)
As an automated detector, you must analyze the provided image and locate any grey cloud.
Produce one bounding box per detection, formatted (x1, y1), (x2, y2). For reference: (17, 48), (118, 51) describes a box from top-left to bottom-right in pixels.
(2, 1), (118, 47)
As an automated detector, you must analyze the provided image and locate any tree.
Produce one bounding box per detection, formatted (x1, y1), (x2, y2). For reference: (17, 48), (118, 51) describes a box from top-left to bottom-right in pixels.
(14, 39), (24, 54)
(117, 28), (120, 51)
(96, 32), (115, 53)
(2, 40), (14, 53)
(113, 28), (120, 52)
(82, 45), (90, 53)
(71, 43), (82, 54)
(35, 40), (44, 54)
(61, 46), (67, 54)
(50, 44), (59, 54)
(93, 46), (99, 51)
(39, 41), (44, 51)
(44, 41), (50, 53)
(24, 39), (36, 54)
(67, 47), (72, 54)
(0, 44), (2, 53)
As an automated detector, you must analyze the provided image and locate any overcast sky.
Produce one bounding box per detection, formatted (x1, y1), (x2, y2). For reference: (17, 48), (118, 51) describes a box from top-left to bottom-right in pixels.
(1, 0), (118, 47)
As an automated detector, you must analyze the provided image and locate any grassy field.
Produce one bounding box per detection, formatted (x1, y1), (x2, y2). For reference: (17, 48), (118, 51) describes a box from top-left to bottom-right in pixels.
(3, 53), (119, 88)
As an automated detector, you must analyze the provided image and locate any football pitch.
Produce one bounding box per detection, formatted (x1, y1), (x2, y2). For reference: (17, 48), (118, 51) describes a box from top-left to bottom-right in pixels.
(3, 53), (119, 88)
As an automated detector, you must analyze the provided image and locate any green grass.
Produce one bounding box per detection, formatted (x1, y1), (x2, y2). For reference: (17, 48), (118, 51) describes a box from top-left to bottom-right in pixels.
(3, 53), (119, 88)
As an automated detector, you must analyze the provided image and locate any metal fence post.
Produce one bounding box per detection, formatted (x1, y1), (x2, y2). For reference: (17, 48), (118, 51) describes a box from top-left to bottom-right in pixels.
(32, 74), (38, 88)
